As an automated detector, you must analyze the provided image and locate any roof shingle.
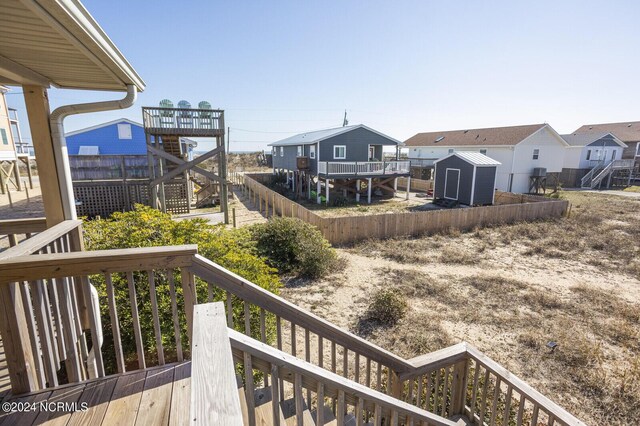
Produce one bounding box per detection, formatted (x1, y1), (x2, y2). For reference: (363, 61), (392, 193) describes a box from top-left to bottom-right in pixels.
(404, 124), (547, 147)
(573, 122), (640, 143)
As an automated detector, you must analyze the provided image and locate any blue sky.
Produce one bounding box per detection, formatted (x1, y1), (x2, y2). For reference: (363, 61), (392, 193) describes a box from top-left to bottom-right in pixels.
(6, 0), (639, 151)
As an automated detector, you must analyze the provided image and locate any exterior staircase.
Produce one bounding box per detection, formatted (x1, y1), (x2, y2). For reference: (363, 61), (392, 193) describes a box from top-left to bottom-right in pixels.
(582, 159), (636, 189)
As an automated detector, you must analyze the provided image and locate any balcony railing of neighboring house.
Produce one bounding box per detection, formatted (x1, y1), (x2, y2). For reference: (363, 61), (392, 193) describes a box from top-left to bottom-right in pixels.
(408, 158), (438, 168)
(317, 161), (411, 176)
(0, 220), (586, 425)
(142, 107), (225, 136)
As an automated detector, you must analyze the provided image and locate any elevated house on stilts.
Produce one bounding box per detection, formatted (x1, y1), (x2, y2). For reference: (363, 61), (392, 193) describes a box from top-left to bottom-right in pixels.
(269, 125), (410, 204)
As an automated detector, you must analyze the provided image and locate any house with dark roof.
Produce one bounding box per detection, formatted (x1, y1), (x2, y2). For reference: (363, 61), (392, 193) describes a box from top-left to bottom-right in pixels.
(573, 121), (640, 167)
(560, 132), (627, 187)
(404, 123), (568, 193)
(269, 124), (409, 204)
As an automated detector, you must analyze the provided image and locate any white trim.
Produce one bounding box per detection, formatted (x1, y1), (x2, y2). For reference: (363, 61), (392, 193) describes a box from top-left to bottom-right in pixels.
(65, 118), (143, 137)
(434, 151), (501, 167)
(469, 165), (477, 205)
(333, 145), (346, 159)
(309, 144), (316, 159)
(444, 168), (460, 200)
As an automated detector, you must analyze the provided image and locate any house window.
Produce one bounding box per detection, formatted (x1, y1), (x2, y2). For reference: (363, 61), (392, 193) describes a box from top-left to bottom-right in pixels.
(0, 128), (8, 145)
(280, 147), (284, 157)
(586, 150), (591, 160)
(480, 149), (487, 155)
(612, 150), (616, 160)
(310, 145), (316, 159)
(117, 123), (132, 140)
(297, 146), (303, 157)
(334, 145), (346, 159)
(272, 147), (276, 155)
(448, 149), (454, 154)
(532, 149), (540, 160)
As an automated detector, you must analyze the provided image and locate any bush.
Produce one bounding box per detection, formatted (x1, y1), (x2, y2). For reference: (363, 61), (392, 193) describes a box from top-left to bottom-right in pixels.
(83, 205), (281, 373)
(250, 217), (337, 278)
(366, 289), (408, 325)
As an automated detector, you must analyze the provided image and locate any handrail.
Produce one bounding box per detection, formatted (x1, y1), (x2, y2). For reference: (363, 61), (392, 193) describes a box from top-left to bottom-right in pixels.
(0, 245), (198, 285)
(400, 342), (586, 426)
(191, 303), (243, 426)
(0, 219), (82, 260)
(229, 326), (456, 426)
(580, 160), (604, 188)
(189, 254), (412, 372)
(0, 217), (47, 235)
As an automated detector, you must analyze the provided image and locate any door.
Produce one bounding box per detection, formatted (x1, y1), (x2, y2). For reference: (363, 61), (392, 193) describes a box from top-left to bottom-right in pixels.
(444, 168), (460, 200)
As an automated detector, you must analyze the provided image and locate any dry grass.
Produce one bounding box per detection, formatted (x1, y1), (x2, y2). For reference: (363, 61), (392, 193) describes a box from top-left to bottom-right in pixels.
(308, 191), (640, 424)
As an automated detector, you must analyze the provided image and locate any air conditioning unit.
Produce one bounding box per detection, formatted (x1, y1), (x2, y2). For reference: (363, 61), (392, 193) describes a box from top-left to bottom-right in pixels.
(532, 167), (547, 177)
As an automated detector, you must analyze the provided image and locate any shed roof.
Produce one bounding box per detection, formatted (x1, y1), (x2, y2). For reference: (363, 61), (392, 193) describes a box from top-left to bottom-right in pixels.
(404, 124), (549, 147)
(561, 132), (627, 148)
(268, 124), (401, 146)
(573, 121), (640, 143)
(434, 151), (501, 167)
(0, 0), (144, 91)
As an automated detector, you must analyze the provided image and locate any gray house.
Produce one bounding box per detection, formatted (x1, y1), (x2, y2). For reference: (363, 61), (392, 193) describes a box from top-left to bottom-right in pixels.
(269, 125), (410, 204)
(434, 151), (500, 206)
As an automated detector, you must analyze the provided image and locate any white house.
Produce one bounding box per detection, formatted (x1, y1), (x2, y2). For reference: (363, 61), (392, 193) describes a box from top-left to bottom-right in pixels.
(559, 132), (627, 187)
(404, 123), (569, 193)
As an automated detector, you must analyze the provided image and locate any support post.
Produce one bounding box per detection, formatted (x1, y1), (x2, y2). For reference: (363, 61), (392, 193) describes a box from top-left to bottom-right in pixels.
(393, 177), (398, 195)
(406, 176), (411, 200)
(23, 85), (67, 226)
(13, 160), (22, 191)
(367, 178), (372, 204)
(356, 179), (360, 202)
(325, 178), (330, 205)
(316, 177), (321, 204)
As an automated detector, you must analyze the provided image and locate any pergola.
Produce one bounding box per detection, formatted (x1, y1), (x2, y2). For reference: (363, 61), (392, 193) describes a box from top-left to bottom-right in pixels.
(0, 0), (145, 226)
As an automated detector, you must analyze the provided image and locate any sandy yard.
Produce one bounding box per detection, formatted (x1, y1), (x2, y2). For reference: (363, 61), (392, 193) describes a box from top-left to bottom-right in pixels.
(280, 190), (640, 425)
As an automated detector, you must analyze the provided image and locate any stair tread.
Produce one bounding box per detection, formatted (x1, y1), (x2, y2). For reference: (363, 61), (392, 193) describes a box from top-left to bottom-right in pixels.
(280, 397), (315, 426)
(253, 387), (287, 426)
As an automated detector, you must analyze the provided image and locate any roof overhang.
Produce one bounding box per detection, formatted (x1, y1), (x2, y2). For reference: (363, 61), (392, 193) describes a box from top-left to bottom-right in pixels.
(0, 0), (145, 92)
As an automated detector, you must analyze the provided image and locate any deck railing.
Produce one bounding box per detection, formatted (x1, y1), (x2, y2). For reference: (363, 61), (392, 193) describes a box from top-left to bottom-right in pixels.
(142, 107), (224, 135)
(317, 161), (411, 176)
(0, 217), (47, 248)
(0, 239), (585, 424)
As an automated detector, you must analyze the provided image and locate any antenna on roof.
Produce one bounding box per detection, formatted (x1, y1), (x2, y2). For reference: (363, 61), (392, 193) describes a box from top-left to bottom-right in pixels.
(342, 110), (349, 127)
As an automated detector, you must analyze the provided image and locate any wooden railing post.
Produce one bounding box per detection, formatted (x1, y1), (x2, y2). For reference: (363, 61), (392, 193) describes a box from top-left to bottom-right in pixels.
(450, 359), (468, 416)
(391, 369), (403, 400)
(0, 283), (37, 394)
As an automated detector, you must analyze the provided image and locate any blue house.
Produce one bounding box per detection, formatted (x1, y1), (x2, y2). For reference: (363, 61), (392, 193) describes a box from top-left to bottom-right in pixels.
(65, 118), (147, 155)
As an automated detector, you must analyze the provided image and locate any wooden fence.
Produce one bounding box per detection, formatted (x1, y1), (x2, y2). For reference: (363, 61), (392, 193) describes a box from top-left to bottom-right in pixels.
(69, 155), (151, 180)
(235, 173), (570, 245)
(398, 177), (433, 192)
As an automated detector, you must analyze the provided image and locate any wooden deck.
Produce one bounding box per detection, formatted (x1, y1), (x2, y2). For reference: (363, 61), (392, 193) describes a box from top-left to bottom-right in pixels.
(0, 362), (191, 426)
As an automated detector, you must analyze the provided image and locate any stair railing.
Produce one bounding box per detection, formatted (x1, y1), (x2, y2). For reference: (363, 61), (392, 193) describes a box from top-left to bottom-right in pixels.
(580, 160), (604, 188)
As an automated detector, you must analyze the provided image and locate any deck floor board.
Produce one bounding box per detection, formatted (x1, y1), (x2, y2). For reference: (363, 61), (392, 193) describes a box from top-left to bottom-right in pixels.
(0, 361), (191, 426)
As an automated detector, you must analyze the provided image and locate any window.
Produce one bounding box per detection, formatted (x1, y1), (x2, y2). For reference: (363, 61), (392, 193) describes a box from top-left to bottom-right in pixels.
(448, 148), (454, 154)
(532, 149), (540, 160)
(480, 149), (487, 155)
(297, 146), (303, 157)
(334, 145), (346, 159)
(117, 123), (132, 140)
(586, 150), (591, 160)
(612, 150), (616, 160)
(0, 128), (8, 145)
(280, 147), (284, 157)
(272, 147), (276, 155)
(310, 145), (316, 159)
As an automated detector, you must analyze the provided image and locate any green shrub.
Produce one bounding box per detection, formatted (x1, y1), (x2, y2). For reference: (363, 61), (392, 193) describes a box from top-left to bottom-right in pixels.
(366, 289), (408, 325)
(83, 205), (280, 373)
(250, 217), (337, 278)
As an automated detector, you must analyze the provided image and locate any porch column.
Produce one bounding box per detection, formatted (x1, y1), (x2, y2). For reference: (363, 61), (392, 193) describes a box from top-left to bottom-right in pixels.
(406, 176), (411, 200)
(316, 177), (321, 204)
(356, 179), (360, 202)
(325, 178), (330, 205)
(367, 178), (372, 204)
(23, 85), (68, 226)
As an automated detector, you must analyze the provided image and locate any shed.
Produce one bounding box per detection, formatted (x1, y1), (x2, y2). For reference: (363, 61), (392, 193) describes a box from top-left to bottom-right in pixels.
(434, 151), (501, 206)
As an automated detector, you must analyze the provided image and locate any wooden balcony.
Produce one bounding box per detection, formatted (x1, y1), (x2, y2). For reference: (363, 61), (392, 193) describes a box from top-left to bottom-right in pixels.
(142, 107), (225, 137)
(317, 161), (411, 177)
(0, 219), (586, 425)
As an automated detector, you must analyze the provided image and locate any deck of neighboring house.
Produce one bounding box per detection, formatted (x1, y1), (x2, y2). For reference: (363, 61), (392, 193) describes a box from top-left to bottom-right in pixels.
(0, 362), (191, 425)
